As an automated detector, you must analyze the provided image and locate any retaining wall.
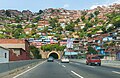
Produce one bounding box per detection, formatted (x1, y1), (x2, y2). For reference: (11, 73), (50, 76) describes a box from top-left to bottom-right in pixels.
(0, 59), (45, 77)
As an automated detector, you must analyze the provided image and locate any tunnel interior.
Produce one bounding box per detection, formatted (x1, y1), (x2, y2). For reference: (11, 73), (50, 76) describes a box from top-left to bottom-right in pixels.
(49, 53), (59, 59)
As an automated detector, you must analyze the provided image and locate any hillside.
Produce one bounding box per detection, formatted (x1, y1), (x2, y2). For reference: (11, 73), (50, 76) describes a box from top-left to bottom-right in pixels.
(0, 3), (119, 39)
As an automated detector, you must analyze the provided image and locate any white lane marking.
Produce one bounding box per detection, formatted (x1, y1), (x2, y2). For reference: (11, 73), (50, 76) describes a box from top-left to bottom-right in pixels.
(13, 61), (46, 78)
(71, 71), (84, 78)
(75, 63), (80, 65)
(56, 61), (58, 63)
(62, 65), (66, 68)
(112, 71), (120, 74)
(56, 61), (61, 65)
(74, 63), (95, 68)
(86, 66), (95, 68)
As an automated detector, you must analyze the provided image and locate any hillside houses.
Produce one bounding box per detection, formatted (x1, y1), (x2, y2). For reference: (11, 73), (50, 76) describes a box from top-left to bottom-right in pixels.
(0, 3), (120, 60)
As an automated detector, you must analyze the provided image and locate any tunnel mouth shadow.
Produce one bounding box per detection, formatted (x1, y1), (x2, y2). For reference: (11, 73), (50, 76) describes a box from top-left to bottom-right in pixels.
(49, 53), (59, 59)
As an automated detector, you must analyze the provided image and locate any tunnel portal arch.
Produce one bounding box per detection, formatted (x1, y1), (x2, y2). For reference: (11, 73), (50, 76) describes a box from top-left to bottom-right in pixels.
(47, 52), (60, 59)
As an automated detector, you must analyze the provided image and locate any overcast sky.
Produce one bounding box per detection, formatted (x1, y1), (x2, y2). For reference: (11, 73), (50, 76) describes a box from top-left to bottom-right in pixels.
(0, 0), (120, 12)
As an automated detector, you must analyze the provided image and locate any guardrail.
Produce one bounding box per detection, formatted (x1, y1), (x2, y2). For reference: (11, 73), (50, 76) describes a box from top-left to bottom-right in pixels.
(0, 59), (45, 77)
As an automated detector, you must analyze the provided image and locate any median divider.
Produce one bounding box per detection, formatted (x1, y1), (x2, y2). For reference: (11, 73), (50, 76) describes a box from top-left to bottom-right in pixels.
(0, 59), (45, 77)
(70, 59), (120, 68)
(70, 59), (86, 63)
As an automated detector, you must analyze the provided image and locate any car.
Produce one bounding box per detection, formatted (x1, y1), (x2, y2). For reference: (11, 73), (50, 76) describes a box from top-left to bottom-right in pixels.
(47, 57), (54, 62)
(86, 55), (101, 66)
(61, 58), (70, 63)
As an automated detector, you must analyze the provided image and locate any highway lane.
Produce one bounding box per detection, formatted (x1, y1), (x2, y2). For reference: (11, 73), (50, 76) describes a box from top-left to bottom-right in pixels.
(13, 61), (79, 78)
(63, 61), (120, 78)
(13, 60), (120, 78)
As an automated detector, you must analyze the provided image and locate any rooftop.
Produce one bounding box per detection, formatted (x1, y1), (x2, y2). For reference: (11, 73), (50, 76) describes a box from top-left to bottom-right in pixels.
(0, 39), (26, 44)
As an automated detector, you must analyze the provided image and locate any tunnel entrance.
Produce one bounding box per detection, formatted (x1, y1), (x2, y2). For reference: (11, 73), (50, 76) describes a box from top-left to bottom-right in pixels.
(49, 53), (59, 59)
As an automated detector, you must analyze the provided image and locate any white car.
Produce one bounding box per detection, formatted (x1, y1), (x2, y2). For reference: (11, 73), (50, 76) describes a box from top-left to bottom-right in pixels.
(61, 58), (70, 63)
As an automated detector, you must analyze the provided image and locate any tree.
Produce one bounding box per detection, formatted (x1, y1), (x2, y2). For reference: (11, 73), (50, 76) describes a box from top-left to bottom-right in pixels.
(13, 28), (23, 38)
(78, 30), (86, 38)
(87, 46), (98, 54)
(81, 16), (85, 22)
(65, 21), (75, 31)
(87, 33), (92, 37)
(106, 26), (115, 32)
(101, 25), (107, 34)
(94, 10), (100, 16)
(6, 10), (11, 17)
(41, 44), (65, 52)
(111, 15), (120, 28)
(85, 22), (93, 28)
(17, 24), (22, 29)
(32, 16), (41, 23)
(15, 16), (21, 23)
(41, 26), (48, 33)
(4, 24), (13, 38)
(30, 45), (41, 59)
(38, 10), (43, 14)
(56, 26), (63, 34)
(106, 12), (120, 28)
(81, 11), (87, 16)
(54, 33), (61, 40)
(88, 13), (94, 21)
(74, 18), (80, 24)
(0, 34), (5, 38)
(49, 17), (58, 28)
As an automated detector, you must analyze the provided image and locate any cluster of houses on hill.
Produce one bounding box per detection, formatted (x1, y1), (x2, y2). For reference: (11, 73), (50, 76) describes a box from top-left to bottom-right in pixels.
(29, 27), (120, 60)
(37, 4), (120, 30)
(0, 27), (120, 63)
(0, 4), (120, 63)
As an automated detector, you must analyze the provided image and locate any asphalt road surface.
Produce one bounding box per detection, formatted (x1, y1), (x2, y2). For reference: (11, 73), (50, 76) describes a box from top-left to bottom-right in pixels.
(13, 60), (120, 78)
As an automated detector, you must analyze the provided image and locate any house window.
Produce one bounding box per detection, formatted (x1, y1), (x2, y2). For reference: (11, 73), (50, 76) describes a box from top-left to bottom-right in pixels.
(5, 53), (7, 58)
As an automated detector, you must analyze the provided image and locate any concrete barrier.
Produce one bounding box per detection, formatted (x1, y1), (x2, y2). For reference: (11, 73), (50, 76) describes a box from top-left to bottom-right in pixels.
(101, 60), (120, 66)
(70, 59), (120, 68)
(0, 63), (9, 73)
(0, 59), (45, 77)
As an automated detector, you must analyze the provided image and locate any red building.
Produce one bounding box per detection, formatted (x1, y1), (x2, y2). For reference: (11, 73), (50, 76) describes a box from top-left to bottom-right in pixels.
(0, 39), (31, 61)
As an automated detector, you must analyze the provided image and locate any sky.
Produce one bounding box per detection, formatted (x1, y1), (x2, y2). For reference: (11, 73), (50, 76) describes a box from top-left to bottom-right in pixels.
(0, 0), (120, 12)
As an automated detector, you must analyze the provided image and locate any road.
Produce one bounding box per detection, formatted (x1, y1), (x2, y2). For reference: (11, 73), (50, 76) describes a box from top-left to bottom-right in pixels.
(13, 60), (120, 78)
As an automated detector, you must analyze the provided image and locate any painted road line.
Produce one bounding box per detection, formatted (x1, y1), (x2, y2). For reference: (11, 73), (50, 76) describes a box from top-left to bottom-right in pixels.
(71, 71), (84, 78)
(74, 62), (95, 68)
(13, 61), (46, 78)
(56, 61), (58, 63)
(112, 71), (120, 74)
(62, 65), (66, 68)
(56, 61), (61, 65)
(86, 66), (95, 68)
(75, 63), (80, 65)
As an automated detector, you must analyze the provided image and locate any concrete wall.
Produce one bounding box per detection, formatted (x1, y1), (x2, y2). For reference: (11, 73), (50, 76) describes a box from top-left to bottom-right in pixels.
(0, 47), (9, 63)
(0, 59), (45, 77)
(9, 48), (31, 61)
